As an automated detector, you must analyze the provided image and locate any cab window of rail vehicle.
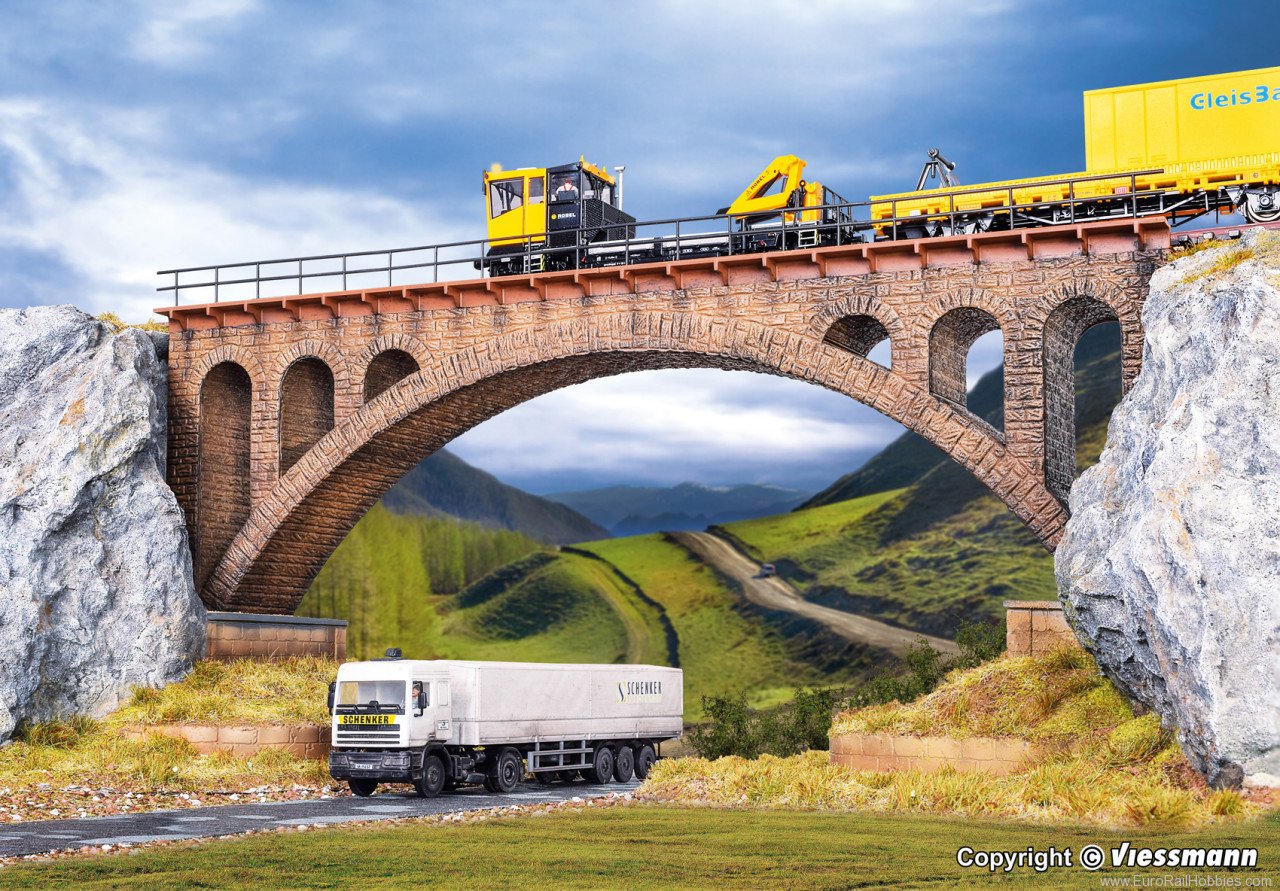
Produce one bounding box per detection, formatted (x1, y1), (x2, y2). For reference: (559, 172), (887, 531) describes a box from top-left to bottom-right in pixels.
(553, 172), (579, 200)
(489, 178), (523, 218)
(337, 680), (406, 713)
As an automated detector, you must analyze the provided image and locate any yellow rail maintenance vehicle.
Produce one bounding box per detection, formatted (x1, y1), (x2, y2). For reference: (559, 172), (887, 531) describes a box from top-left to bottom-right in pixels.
(870, 66), (1280, 236)
(481, 154), (855, 274)
(481, 157), (634, 275)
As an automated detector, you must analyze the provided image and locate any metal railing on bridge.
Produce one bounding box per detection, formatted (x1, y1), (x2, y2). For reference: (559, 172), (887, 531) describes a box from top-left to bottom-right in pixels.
(157, 168), (1195, 306)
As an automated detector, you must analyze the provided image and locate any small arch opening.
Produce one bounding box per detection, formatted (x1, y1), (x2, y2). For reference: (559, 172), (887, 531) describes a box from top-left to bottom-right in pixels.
(929, 307), (1003, 429)
(1043, 297), (1120, 503)
(364, 349), (420, 402)
(280, 356), (335, 474)
(197, 361), (252, 589)
(822, 314), (891, 368)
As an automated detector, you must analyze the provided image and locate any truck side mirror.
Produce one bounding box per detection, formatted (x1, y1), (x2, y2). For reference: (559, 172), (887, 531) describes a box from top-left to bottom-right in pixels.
(417, 691), (428, 710)
(327, 681), (336, 714)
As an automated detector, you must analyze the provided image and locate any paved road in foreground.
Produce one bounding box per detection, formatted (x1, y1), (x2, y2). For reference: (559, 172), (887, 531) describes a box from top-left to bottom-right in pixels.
(671, 531), (959, 657)
(0, 780), (638, 858)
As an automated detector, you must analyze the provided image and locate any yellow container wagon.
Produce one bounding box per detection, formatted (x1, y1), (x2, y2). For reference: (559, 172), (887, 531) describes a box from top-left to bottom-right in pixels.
(871, 66), (1280, 230)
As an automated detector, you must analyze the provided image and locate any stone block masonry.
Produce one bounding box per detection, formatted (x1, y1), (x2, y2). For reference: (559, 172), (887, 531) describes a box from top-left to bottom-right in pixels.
(1004, 600), (1079, 657)
(829, 732), (1048, 776)
(158, 219), (1169, 614)
(205, 612), (346, 662)
(121, 722), (331, 760)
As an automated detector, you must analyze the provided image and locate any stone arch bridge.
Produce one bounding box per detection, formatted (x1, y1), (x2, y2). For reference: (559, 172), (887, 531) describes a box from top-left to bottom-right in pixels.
(158, 218), (1170, 614)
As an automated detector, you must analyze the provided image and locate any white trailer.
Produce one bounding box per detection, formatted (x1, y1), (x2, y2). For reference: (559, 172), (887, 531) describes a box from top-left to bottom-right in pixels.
(327, 651), (683, 798)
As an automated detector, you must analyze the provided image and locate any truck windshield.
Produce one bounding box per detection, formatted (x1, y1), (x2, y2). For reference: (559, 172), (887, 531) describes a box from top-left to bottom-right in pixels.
(336, 680), (405, 714)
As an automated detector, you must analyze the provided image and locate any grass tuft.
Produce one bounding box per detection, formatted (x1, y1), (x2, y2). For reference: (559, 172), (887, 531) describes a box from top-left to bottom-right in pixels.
(643, 650), (1262, 831)
(0, 658), (339, 793)
(111, 656), (337, 726)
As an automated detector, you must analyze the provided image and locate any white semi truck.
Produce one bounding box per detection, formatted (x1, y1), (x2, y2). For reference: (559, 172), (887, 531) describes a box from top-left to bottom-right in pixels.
(327, 650), (683, 798)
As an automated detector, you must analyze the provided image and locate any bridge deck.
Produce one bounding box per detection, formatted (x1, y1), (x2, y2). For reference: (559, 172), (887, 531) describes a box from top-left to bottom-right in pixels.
(157, 218), (1171, 332)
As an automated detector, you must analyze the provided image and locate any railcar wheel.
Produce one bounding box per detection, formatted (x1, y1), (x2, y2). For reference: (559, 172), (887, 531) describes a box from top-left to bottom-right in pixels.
(415, 755), (446, 798)
(348, 779), (377, 797)
(613, 746), (635, 783)
(634, 744), (657, 780)
(587, 746), (615, 784)
(1243, 188), (1280, 223)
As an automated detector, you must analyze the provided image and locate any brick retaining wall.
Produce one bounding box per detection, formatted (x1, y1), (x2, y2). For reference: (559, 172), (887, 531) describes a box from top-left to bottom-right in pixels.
(206, 611), (347, 662)
(1004, 600), (1078, 657)
(121, 723), (331, 760)
(829, 732), (1047, 776)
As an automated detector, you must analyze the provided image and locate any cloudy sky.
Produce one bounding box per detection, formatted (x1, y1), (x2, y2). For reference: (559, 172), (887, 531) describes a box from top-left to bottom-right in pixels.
(2, 2), (1276, 494)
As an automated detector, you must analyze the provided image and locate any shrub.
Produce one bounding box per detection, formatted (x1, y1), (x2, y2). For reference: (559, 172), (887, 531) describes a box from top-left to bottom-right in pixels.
(689, 620), (1008, 759)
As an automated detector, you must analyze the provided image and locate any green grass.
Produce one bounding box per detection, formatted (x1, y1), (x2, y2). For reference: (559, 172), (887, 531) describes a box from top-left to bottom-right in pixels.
(833, 648), (1132, 742)
(648, 651), (1257, 831)
(651, 648), (1251, 831)
(576, 534), (845, 716)
(3, 805), (1277, 889)
(643, 749), (1256, 831)
(432, 552), (667, 666)
(722, 473), (1056, 636)
(0, 658), (340, 793)
(112, 657), (335, 726)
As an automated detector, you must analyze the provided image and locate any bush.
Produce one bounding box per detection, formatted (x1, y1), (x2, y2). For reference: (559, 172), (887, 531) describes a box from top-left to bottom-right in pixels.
(688, 620), (1008, 759)
(688, 686), (846, 760)
(687, 692), (761, 760)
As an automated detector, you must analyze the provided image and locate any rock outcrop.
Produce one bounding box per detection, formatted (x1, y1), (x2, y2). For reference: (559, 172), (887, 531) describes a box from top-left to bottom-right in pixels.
(0, 306), (204, 742)
(1056, 230), (1280, 789)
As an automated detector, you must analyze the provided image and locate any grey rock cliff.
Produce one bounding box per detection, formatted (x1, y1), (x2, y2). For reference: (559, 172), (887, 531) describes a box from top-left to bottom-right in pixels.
(0, 306), (204, 742)
(1056, 230), (1280, 788)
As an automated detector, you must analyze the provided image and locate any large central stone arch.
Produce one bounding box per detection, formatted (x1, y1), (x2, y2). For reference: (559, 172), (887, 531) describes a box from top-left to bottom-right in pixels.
(203, 312), (1063, 613)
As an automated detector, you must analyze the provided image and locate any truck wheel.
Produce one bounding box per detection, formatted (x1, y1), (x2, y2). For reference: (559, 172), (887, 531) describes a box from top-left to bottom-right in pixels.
(491, 747), (523, 793)
(348, 779), (377, 797)
(587, 746), (615, 784)
(634, 745), (657, 780)
(415, 754), (446, 798)
(613, 746), (635, 783)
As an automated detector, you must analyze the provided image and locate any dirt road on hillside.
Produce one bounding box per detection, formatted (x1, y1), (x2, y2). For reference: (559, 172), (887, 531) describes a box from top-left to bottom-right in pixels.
(669, 531), (959, 658)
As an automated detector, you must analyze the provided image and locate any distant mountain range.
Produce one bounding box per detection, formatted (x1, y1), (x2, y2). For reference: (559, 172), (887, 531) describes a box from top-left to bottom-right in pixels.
(546, 482), (810, 536)
(381, 449), (607, 544)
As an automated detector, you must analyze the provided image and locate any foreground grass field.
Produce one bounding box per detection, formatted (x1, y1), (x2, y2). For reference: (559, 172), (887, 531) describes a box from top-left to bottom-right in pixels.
(3, 805), (1277, 889)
